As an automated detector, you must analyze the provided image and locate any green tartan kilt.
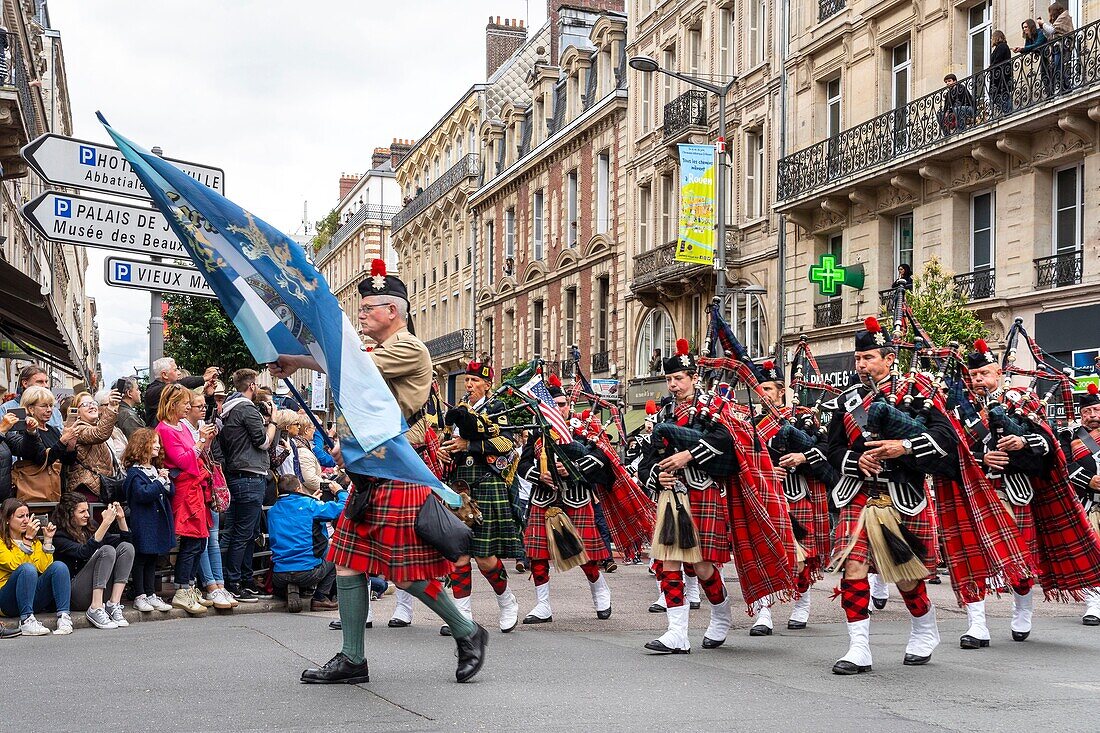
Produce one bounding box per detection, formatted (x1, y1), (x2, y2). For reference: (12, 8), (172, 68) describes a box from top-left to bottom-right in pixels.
(453, 461), (524, 559)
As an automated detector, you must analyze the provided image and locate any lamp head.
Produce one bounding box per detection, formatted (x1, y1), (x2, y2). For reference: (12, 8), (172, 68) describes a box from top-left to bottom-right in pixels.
(628, 55), (659, 73)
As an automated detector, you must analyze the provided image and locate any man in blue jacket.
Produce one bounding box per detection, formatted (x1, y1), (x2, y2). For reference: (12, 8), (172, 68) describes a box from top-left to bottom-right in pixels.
(268, 474), (347, 613)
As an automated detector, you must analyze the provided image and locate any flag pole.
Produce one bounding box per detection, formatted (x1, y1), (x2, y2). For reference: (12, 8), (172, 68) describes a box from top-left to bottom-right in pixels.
(281, 377), (335, 449)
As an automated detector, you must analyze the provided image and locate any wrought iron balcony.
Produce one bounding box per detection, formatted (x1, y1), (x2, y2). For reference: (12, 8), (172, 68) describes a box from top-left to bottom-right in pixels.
(1034, 250), (1083, 289)
(818, 0), (845, 21)
(392, 154), (481, 232)
(631, 240), (735, 294)
(315, 205), (399, 264)
(663, 89), (708, 140)
(1, 29), (40, 178)
(778, 19), (1100, 203)
(953, 268), (996, 300)
(814, 300), (842, 328)
(424, 329), (474, 360)
(592, 351), (610, 374)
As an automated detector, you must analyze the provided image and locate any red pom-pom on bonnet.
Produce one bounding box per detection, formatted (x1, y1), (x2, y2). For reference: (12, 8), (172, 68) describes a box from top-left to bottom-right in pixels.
(645, 400), (658, 415)
(548, 373), (562, 388)
(370, 259), (386, 277)
(864, 317), (881, 333)
(974, 339), (989, 353)
(676, 338), (690, 356)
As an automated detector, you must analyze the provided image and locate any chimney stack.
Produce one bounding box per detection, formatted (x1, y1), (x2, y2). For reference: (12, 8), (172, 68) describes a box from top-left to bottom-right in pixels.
(485, 15), (527, 78)
(371, 147), (390, 169)
(339, 172), (362, 202)
(390, 138), (414, 168)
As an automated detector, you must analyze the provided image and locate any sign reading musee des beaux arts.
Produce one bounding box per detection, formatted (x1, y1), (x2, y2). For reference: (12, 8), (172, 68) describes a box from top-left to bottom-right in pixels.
(22, 191), (186, 258)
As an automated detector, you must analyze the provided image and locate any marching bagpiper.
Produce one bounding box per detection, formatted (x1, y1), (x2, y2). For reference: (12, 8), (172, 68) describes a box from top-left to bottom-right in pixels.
(516, 375), (613, 624)
(824, 317), (958, 674)
(1065, 382), (1100, 626)
(439, 361), (524, 635)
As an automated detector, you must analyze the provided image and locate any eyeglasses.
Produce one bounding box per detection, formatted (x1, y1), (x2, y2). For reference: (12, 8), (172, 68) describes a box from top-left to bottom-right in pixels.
(358, 303), (392, 315)
(78, 401), (96, 408)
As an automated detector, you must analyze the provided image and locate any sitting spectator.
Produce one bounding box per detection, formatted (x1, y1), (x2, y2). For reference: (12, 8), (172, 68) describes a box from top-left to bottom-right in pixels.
(114, 377), (147, 439)
(1, 365), (62, 430)
(267, 474), (345, 612)
(51, 493), (135, 630)
(6, 386), (76, 502)
(64, 389), (121, 503)
(156, 384), (212, 616)
(0, 498), (72, 636)
(96, 388), (129, 456)
(937, 73), (976, 134)
(122, 428), (174, 613)
(183, 390), (236, 610)
(144, 357), (219, 425)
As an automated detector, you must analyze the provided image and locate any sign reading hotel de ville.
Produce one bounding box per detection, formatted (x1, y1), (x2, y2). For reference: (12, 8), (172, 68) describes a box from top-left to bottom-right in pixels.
(675, 143), (716, 266)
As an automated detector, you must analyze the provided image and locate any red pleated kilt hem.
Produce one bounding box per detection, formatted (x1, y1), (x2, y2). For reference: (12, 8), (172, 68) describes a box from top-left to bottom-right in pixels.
(1006, 500), (1038, 566)
(524, 502), (610, 562)
(327, 479), (452, 584)
(830, 490), (940, 573)
(693, 483), (733, 565)
(789, 495), (827, 573)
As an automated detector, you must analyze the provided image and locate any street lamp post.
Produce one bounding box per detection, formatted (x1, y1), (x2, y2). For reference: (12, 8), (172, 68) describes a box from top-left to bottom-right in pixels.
(629, 56), (736, 301)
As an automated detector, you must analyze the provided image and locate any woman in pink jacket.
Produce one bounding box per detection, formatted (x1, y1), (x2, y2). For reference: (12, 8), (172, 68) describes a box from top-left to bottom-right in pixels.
(155, 384), (214, 615)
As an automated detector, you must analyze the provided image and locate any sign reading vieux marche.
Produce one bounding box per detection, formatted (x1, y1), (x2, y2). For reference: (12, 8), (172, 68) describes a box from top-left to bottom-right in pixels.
(20, 134), (224, 200)
(104, 256), (215, 299)
(22, 192), (187, 258)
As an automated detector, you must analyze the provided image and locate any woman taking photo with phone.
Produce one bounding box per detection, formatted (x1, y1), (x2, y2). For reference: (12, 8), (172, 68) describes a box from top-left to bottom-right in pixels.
(51, 493), (136, 630)
(0, 498), (73, 636)
(65, 389), (122, 504)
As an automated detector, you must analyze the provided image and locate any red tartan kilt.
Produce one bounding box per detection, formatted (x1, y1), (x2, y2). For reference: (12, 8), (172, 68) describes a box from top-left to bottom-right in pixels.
(789, 496), (823, 561)
(693, 484), (733, 564)
(327, 479), (452, 583)
(1008, 501), (1038, 564)
(831, 490), (940, 572)
(524, 502), (610, 562)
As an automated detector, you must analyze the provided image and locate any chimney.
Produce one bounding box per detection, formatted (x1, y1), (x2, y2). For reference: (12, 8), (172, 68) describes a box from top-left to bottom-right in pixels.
(547, 0), (624, 65)
(339, 172), (361, 201)
(485, 15), (527, 78)
(390, 137), (414, 168)
(371, 147), (390, 169)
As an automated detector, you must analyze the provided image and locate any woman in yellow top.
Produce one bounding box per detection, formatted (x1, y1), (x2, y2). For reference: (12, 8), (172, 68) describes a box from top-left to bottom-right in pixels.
(0, 498), (73, 636)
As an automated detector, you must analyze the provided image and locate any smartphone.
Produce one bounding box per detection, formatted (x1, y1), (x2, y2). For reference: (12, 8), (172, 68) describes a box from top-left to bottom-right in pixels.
(65, 407), (78, 427)
(114, 378), (128, 394)
(7, 407), (26, 431)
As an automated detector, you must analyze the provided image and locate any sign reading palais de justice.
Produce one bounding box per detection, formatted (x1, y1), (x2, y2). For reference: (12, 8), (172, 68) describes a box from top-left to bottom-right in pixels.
(22, 192), (187, 258)
(20, 134), (224, 200)
(104, 256), (214, 299)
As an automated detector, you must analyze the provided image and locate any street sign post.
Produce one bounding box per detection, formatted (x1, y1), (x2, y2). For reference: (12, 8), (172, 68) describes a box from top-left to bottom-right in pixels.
(22, 191), (187, 258)
(20, 133), (224, 200)
(104, 256), (214, 299)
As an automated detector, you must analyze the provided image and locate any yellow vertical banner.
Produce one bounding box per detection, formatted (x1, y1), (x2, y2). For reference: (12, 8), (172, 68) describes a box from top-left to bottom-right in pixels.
(675, 143), (716, 265)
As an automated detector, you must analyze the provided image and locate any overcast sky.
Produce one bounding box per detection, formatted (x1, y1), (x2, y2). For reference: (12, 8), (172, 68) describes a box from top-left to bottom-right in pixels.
(51, 0), (547, 381)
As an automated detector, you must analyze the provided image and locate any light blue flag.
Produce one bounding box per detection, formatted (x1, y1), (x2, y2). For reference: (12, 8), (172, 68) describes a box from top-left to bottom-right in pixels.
(99, 114), (460, 506)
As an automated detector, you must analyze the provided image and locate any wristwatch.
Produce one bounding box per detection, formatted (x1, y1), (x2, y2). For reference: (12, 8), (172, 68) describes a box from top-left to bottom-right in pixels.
(900, 438), (913, 455)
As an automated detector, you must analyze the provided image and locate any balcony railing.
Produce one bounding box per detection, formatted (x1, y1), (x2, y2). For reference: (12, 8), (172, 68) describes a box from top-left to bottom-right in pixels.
(3, 30), (42, 140)
(592, 351), (610, 374)
(632, 239), (734, 293)
(814, 300), (842, 328)
(954, 268), (996, 299)
(1035, 250), (1083, 289)
(392, 154), (481, 232)
(663, 89), (708, 140)
(424, 328), (474, 360)
(818, 0), (845, 21)
(778, 19), (1100, 202)
(315, 205), (399, 264)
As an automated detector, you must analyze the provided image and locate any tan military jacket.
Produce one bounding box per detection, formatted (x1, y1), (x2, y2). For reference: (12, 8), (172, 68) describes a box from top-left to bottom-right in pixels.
(368, 327), (432, 445)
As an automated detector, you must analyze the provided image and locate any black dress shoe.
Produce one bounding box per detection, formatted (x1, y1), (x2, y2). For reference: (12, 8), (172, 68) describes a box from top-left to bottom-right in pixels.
(301, 653), (370, 684)
(872, 597), (888, 610)
(329, 620), (372, 630)
(596, 606), (612, 620)
(689, 601), (701, 610)
(832, 660), (872, 675)
(644, 639), (690, 654)
(1012, 630), (1030, 641)
(455, 624), (488, 683)
(903, 652), (932, 665)
(701, 636), (725, 649)
(927, 575), (942, 585)
(648, 603), (666, 613)
(749, 624), (772, 637)
(388, 618), (411, 628)
(959, 635), (989, 649)
(521, 613), (552, 624)
(440, 624), (452, 636)
(787, 620), (807, 630)
(1083, 615), (1100, 627)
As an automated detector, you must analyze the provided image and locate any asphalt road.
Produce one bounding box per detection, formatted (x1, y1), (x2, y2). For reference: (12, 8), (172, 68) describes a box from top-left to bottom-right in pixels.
(6, 564), (1099, 733)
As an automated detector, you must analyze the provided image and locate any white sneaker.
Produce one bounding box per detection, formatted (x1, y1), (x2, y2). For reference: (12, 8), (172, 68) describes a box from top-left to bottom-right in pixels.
(54, 613), (74, 635)
(134, 595), (155, 613)
(106, 602), (129, 627)
(172, 588), (208, 615)
(210, 589), (234, 610)
(85, 606), (118, 630)
(148, 594), (173, 612)
(19, 615), (50, 636)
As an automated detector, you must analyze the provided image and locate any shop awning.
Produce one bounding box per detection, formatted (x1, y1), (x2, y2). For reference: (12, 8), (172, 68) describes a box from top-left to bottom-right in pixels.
(0, 258), (84, 377)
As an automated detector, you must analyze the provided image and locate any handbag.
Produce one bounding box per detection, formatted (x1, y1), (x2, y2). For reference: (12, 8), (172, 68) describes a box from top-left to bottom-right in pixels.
(415, 493), (472, 562)
(205, 457), (231, 513)
(12, 453), (62, 502)
(77, 448), (126, 506)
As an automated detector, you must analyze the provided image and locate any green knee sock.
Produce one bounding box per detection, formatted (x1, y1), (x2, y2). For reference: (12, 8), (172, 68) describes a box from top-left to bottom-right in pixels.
(406, 579), (476, 639)
(336, 574), (369, 664)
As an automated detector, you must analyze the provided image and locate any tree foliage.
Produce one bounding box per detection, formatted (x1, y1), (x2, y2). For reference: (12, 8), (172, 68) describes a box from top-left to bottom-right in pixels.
(164, 294), (256, 378)
(310, 208), (339, 252)
(897, 256), (988, 349)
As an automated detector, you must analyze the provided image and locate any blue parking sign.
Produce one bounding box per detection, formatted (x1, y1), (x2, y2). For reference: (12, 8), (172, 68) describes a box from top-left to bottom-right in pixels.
(54, 197), (72, 218)
(113, 262), (132, 282)
(79, 145), (96, 166)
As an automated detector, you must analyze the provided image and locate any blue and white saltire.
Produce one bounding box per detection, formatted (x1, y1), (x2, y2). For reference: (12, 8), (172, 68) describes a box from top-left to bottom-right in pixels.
(98, 114), (459, 506)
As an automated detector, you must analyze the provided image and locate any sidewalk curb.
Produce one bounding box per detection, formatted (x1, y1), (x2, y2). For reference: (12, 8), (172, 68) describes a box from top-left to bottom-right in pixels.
(4, 598), (286, 632)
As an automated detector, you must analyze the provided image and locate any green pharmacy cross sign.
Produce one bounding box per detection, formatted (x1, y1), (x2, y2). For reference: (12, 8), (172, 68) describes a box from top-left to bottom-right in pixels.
(809, 254), (865, 296)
